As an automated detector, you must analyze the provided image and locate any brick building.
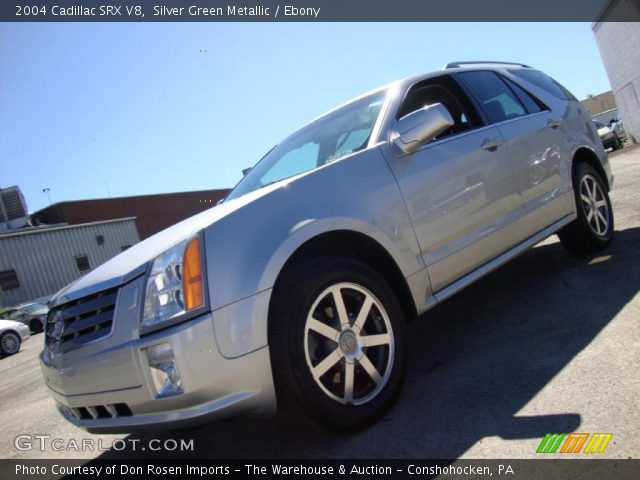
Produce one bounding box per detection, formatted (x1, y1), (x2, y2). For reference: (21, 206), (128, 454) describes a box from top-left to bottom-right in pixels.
(580, 91), (617, 116)
(32, 189), (230, 240)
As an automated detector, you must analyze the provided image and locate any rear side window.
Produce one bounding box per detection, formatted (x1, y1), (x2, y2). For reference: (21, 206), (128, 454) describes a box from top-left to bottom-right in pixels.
(457, 71), (527, 124)
(509, 69), (577, 101)
(501, 76), (545, 114)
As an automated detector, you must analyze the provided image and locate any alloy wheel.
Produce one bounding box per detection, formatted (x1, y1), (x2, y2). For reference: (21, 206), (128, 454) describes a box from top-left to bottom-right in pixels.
(1, 333), (20, 355)
(303, 282), (394, 406)
(580, 174), (610, 237)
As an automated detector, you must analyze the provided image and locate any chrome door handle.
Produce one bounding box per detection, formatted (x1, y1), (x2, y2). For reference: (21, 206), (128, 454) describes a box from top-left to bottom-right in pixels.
(481, 138), (504, 151)
(547, 118), (562, 129)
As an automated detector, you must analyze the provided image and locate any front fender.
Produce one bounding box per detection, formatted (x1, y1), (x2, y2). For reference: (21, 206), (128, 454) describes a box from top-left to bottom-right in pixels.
(204, 146), (423, 311)
(203, 147), (425, 357)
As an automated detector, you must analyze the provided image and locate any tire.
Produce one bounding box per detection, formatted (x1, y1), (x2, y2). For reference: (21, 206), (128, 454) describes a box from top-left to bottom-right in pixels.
(558, 162), (614, 253)
(0, 331), (22, 357)
(30, 319), (43, 334)
(269, 256), (407, 431)
(612, 135), (621, 151)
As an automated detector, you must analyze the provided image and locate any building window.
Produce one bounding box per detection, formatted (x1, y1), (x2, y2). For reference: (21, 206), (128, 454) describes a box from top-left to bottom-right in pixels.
(121, 245), (131, 251)
(0, 269), (19, 291)
(96, 235), (105, 245)
(75, 255), (91, 272)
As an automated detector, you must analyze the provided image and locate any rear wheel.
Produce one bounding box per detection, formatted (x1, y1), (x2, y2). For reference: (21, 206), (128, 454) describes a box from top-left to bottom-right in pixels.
(0, 331), (22, 357)
(269, 257), (406, 431)
(558, 162), (614, 253)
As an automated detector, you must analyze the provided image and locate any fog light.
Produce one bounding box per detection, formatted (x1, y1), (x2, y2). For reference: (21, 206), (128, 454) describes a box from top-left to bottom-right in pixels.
(145, 343), (183, 397)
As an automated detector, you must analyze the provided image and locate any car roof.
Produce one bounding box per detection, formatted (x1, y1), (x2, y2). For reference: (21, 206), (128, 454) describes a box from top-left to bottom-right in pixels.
(393, 62), (533, 91)
(285, 62), (535, 141)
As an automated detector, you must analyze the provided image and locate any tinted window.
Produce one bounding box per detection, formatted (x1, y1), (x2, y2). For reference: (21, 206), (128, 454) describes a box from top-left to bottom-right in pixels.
(398, 74), (481, 140)
(458, 71), (526, 124)
(510, 69), (577, 101)
(502, 77), (544, 114)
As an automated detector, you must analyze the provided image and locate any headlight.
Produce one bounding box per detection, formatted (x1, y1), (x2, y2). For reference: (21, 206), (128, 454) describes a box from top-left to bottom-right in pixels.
(141, 234), (206, 334)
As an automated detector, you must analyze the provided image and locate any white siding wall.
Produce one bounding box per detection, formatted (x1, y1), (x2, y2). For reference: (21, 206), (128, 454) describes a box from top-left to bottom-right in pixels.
(0, 219), (139, 306)
(593, 21), (640, 142)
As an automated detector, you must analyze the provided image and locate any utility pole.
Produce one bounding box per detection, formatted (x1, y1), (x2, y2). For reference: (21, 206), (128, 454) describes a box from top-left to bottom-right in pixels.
(42, 187), (52, 205)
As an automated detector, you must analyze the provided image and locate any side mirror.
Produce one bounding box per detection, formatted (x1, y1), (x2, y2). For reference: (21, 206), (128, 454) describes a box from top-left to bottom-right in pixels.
(391, 103), (454, 154)
(242, 167), (252, 176)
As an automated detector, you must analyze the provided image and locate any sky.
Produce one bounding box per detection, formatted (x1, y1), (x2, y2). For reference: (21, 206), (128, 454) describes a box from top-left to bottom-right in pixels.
(0, 22), (612, 213)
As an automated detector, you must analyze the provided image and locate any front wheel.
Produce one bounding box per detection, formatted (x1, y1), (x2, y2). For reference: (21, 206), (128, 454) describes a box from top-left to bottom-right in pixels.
(558, 162), (614, 253)
(269, 257), (406, 431)
(0, 331), (22, 357)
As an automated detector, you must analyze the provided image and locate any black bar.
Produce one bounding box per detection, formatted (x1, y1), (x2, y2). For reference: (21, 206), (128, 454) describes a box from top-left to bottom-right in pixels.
(2, 0), (640, 22)
(1, 459), (639, 480)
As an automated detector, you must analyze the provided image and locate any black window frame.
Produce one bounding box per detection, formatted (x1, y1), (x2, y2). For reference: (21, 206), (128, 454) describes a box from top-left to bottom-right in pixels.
(0, 269), (20, 291)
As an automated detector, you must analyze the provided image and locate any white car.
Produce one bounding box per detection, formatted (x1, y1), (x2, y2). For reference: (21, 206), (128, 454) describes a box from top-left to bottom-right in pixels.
(593, 120), (621, 151)
(0, 320), (30, 357)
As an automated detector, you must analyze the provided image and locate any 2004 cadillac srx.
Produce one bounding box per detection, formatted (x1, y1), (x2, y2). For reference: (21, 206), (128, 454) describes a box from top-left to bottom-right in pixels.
(41, 62), (614, 432)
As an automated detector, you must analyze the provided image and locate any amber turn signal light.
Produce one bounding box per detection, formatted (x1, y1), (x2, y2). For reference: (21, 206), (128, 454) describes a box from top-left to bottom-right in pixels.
(183, 238), (204, 310)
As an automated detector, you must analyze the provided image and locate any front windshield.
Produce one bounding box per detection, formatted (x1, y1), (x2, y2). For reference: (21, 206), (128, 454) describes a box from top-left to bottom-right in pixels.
(594, 120), (605, 129)
(226, 90), (386, 201)
(11, 304), (35, 317)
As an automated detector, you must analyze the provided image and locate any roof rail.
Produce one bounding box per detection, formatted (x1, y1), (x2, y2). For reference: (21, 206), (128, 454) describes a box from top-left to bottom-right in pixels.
(444, 61), (532, 69)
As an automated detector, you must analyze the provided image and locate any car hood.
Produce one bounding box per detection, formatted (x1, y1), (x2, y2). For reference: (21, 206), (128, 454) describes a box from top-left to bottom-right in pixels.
(0, 319), (27, 332)
(52, 182), (283, 306)
(31, 306), (48, 315)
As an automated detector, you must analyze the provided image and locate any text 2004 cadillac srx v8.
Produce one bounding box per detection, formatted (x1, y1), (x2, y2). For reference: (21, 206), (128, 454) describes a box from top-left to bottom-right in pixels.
(41, 62), (614, 432)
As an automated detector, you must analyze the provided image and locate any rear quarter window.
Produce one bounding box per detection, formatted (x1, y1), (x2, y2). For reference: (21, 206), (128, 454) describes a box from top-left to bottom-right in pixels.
(509, 69), (577, 101)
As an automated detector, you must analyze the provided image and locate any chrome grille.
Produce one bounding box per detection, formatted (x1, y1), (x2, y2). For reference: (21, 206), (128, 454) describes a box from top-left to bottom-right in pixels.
(46, 288), (118, 354)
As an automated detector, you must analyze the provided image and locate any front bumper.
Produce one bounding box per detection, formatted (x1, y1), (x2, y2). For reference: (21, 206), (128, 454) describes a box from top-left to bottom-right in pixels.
(40, 277), (276, 433)
(18, 324), (30, 342)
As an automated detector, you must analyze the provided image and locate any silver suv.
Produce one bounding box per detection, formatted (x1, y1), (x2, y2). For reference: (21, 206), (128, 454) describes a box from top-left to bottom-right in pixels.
(41, 61), (613, 432)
